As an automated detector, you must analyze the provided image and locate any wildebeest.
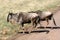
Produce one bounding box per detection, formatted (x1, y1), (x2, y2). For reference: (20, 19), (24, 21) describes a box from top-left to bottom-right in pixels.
(7, 12), (40, 33)
(7, 12), (40, 30)
(28, 10), (57, 27)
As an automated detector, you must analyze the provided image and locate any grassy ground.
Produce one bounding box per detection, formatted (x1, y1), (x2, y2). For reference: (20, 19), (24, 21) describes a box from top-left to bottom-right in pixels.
(0, 0), (60, 40)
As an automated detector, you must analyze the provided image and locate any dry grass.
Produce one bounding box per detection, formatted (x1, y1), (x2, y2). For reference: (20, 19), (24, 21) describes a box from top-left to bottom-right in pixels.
(0, 0), (60, 40)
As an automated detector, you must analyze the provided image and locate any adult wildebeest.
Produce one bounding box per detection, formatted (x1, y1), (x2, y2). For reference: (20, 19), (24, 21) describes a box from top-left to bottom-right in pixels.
(7, 12), (40, 33)
(7, 12), (40, 29)
(28, 10), (57, 27)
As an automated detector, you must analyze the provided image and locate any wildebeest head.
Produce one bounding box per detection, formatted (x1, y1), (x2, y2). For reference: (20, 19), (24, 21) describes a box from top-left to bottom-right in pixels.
(7, 12), (19, 24)
(7, 12), (13, 22)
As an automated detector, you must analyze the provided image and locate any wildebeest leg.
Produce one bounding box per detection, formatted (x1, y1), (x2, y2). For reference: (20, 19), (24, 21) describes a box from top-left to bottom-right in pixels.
(34, 22), (37, 30)
(45, 18), (49, 29)
(31, 18), (36, 28)
(52, 16), (57, 26)
(39, 19), (43, 27)
(19, 23), (24, 29)
(35, 17), (40, 29)
(21, 23), (25, 34)
(19, 23), (25, 34)
(46, 18), (49, 25)
(32, 18), (38, 30)
(30, 18), (36, 31)
(33, 18), (38, 28)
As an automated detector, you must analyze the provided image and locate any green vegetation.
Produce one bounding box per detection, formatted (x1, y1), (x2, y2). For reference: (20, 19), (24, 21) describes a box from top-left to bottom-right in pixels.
(0, 0), (60, 40)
